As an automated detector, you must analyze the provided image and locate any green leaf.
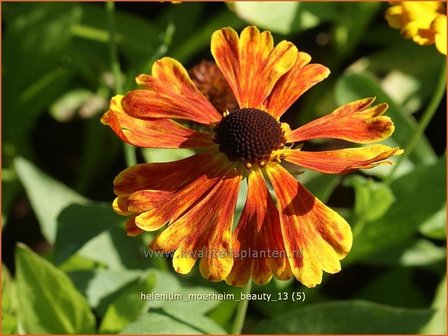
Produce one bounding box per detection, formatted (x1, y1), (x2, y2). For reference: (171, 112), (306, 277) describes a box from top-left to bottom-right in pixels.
(4, 3), (81, 152)
(355, 238), (446, 267)
(348, 157), (446, 263)
(85, 3), (160, 59)
(15, 244), (95, 334)
(354, 269), (427, 308)
(120, 308), (226, 334)
(58, 254), (99, 273)
(91, 269), (228, 333)
(143, 270), (220, 315)
(2, 266), (17, 335)
(251, 280), (293, 318)
(141, 148), (196, 163)
(119, 312), (202, 334)
(419, 205), (446, 240)
(228, 2), (299, 34)
(2, 265), (15, 311)
(345, 175), (395, 226)
(1, 314), (16, 335)
(14, 157), (87, 244)
(77, 224), (148, 270)
(331, 2), (380, 63)
(75, 117), (121, 195)
(170, 9), (245, 63)
(335, 72), (436, 166)
(422, 276), (447, 334)
(54, 203), (123, 264)
(1, 170), (21, 228)
(208, 299), (238, 331)
(255, 300), (434, 334)
(75, 3), (162, 85)
(69, 269), (141, 313)
(398, 239), (446, 267)
(161, 287), (222, 315)
(349, 41), (444, 115)
(145, 270), (181, 309)
(163, 307), (227, 334)
(99, 273), (156, 333)
(156, 2), (204, 51)
(228, 2), (338, 34)
(301, 172), (340, 203)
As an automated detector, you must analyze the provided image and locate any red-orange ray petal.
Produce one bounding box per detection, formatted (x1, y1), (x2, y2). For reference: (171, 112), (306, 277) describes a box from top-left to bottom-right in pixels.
(127, 190), (172, 213)
(266, 55), (330, 119)
(149, 172), (242, 281)
(101, 95), (213, 149)
(198, 173), (241, 281)
(121, 58), (221, 125)
(113, 151), (221, 196)
(284, 145), (403, 174)
(211, 26), (298, 110)
(113, 195), (134, 216)
(266, 165), (352, 288)
(134, 168), (224, 232)
(113, 152), (230, 231)
(226, 169), (291, 287)
(125, 215), (144, 237)
(151, 179), (228, 266)
(286, 98), (395, 144)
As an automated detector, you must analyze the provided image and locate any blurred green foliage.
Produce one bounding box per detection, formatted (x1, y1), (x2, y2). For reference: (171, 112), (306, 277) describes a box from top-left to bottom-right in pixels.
(2, 2), (446, 334)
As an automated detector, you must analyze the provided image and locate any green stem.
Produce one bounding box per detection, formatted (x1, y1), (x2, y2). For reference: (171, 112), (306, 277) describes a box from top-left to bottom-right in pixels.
(386, 61), (446, 183)
(123, 143), (137, 166)
(106, 1), (122, 93)
(231, 281), (252, 334)
(106, 0), (137, 167)
(71, 24), (113, 43)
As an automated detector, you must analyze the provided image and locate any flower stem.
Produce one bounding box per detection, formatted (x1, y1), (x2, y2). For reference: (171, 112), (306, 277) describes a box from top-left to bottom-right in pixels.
(106, 0), (137, 167)
(386, 60), (446, 183)
(231, 281), (252, 335)
(106, 1), (122, 93)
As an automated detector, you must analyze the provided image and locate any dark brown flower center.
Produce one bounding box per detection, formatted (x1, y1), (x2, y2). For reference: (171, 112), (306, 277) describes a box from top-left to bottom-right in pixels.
(214, 108), (285, 166)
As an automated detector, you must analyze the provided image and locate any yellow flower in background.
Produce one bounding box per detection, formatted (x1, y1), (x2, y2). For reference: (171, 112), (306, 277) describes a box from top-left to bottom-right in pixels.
(386, 1), (447, 55)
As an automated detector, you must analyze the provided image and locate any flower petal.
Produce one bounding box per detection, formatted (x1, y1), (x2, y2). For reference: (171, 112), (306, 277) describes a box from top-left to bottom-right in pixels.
(113, 151), (221, 196)
(266, 165), (352, 288)
(433, 15), (447, 55)
(266, 55), (330, 118)
(198, 173), (240, 281)
(125, 215), (144, 237)
(127, 190), (172, 213)
(385, 5), (405, 29)
(128, 153), (231, 231)
(122, 57), (221, 124)
(149, 179), (226, 252)
(134, 169), (222, 231)
(101, 95), (213, 149)
(284, 145), (403, 174)
(211, 26), (298, 110)
(113, 195), (134, 216)
(286, 98), (395, 144)
(149, 172), (242, 281)
(226, 168), (291, 286)
(113, 152), (231, 232)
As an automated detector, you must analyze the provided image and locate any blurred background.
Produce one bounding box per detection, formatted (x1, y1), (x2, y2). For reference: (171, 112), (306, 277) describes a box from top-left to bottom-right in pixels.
(2, 1), (446, 334)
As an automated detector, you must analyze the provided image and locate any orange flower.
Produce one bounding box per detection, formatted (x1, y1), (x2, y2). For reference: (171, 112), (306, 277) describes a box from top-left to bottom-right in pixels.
(102, 26), (402, 288)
